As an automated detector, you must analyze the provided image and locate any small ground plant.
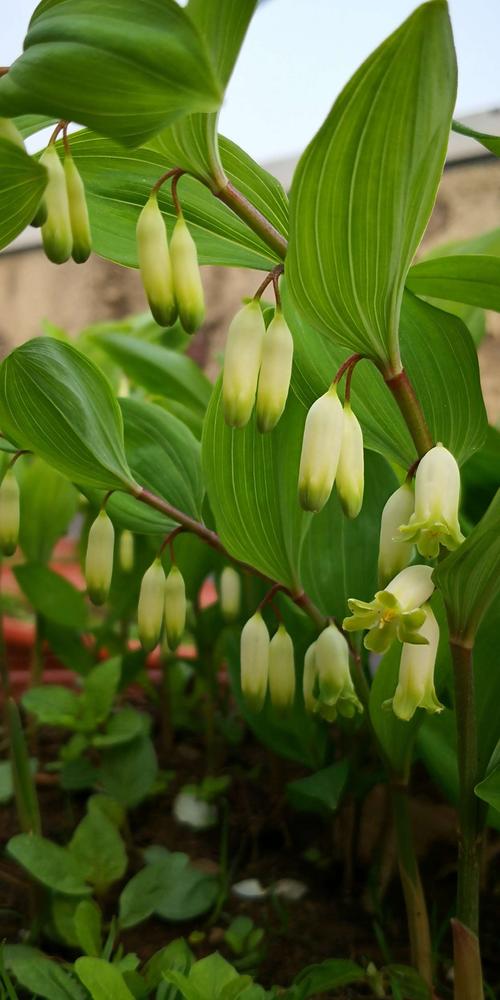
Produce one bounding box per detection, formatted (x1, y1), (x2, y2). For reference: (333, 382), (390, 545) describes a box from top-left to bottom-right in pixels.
(0, 2), (499, 998)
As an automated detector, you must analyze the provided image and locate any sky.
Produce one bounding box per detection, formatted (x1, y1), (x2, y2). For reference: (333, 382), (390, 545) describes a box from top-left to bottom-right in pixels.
(3, 0), (500, 165)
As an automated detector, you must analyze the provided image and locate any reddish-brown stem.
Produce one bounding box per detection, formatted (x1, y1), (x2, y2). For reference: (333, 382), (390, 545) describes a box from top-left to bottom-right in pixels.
(257, 582), (283, 612)
(385, 369), (433, 458)
(406, 459), (420, 483)
(253, 264), (284, 303)
(0, 67), (9, 77)
(151, 167), (184, 198)
(171, 171), (184, 217)
(272, 269), (282, 309)
(216, 180), (288, 261)
(159, 524), (185, 561)
(48, 120), (67, 146)
(62, 122), (71, 156)
(101, 490), (115, 510)
(8, 450), (30, 469)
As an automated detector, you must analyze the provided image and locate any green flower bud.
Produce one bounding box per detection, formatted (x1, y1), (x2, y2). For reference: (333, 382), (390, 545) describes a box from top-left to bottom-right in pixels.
(119, 529), (134, 573)
(303, 642), (318, 714)
(378, 483), (415, 587)
(138, 559), (165, 652)
(240, 611), (269, 711)
(85, 510), (115, 605)
(336, 403), (364, 518)
(0, 469), (20, 556)
(64, 155), (92, 263)
(164, 564), (186, 649)
(0, 117), (24, 148)
(136, 194), (177, 327)
(170, 215), (205, 333)
(268, 624), (295, 713)
(344, 564), (435, 655)
(220, 566), (241, 622)
(223, 300), (266, 428)
(39, 144), (73, 264)
(256, 310), (294, 433)
(298, 385), (344, 512)
(315, 624), (362, 717)
(399, 444), (464, 558)
(389, 605), (443, 721)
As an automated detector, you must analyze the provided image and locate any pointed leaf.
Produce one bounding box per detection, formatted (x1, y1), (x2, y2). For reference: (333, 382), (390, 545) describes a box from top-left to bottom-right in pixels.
(435, 491), (500, 644)
(287, 1), (456, 368)
(0, 138), (46, 251)
(202, 378), (310, 589)
(5, 945), (86, 1000)
(407, 255), (500, 311)
(452, 119), (500, 157)
(0, 338), (136, 491)
(75, 958), (134, 1000)
(0, 0), (221, 146)
(7, 833), (91, 896)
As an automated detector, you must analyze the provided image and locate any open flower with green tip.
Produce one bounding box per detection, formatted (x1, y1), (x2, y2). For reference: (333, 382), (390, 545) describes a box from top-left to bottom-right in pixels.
(303, 625), (363, 720)
(398, 443), (464, 558)
(343, 564), (434, 654)
(387, 605), (444, 721)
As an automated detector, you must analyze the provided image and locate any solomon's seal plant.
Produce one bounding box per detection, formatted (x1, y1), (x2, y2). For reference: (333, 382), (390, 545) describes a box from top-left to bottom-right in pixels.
(0, 2), (497, 997)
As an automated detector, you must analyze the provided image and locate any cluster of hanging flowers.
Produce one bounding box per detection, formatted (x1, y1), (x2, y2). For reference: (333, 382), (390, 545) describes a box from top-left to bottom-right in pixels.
(136, 170), (205, 334)
(222, 269), (294, 432)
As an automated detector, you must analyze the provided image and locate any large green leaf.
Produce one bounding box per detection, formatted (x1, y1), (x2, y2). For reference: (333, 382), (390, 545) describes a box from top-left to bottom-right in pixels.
(407, 255), (500, 311)
(64, 129), (285, 270)
(452, 119), (500, 157)
(14, 563), (87, 629)
(0, 338), (136, 491)
(95, 396), (203, 535)
(300, 451), (397, 620)
(119, 849), (218, 928)
(69, 809), (127, 893)
(287, 1), (456, 369)
(18, 457), (77, 563)
(14, 113), (56, 138)
(93, 334), (210, 418)
(290, 287), (487, 468)
(202, 378), (310, 590)
(0, 138), (46, 250)
(0, 0), (221, 146)
(435, 491), (500, 644)
(148, 0), (258, 186)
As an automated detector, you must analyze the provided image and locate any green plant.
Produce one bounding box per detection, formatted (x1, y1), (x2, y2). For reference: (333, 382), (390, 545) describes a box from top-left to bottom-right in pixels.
(0, 3), (499, 998)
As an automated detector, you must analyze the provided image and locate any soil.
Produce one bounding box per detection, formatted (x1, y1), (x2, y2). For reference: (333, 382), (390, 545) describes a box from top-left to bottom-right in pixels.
(1, 711), (499, 1000)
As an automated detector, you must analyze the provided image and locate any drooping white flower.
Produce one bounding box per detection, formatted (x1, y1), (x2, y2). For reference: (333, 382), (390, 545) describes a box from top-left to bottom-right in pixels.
(378, 483), (415, 586)
(40, 144), (73, 264)
(164, 565), (186, 649)
(0, 469), (20, 557)
(399, 444), (464, 558)
(391, 605), (443, 721)
(315, 624), (362, 718)
(138, 559), (165, 652)
(336, 403), (364, 519)
(298, 386), (344, 512)
(64, 155), (92, 263)
(85, 510), (115, 606)
(268, 624), (295, 712)
(170, 215), (205, 333)
(240, 611), (269, 711)
(343, 564), (435, 654)
(136, 194), (176, 327)
(255, 310), (294, 433)
(219, 566), (241, 622)
(223, 300), (266, 428)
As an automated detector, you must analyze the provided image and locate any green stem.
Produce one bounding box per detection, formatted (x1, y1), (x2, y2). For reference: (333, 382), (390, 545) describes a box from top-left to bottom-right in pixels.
(215, 180), (288, 261)
(390, 781), (433, 989)
(384, 369), (433, 458)
(450, 641), (483, 938)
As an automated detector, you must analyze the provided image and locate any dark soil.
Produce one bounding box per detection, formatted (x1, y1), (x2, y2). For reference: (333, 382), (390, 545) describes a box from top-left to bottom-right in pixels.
(1, 709), (499, 999)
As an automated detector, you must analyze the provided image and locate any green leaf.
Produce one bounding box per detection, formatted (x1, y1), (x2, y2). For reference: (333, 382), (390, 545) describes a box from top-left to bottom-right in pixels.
(18, 457), (77, 563)
(291, 958), (365, 998)
(7, 833), (91, 896)
(300, 451), (397, 619)
(14, 563), (87, 629)
(6, 699), (41, 835)
(149, 0), (258, 186)
(21, 685), (81, 728)
(69, 809), (127, 893)
(75, 958), (135, 1000)
(435, 491), (500, 644)
(73, 900), (103, 957)
(202, 378), (309, 589)
(287, 1), (456, 368)
(144, 939), (193, 990)
(80, 658), (122, 729)
(475, 756), (500, 813)
(119, 850), (218, 928)
(0, 0), (221, 147)
(287, 761), (349, 817)
(14, 113), (56, 139)
(163, 954), (239, 1000)
(0, 138), (47, 251)
(290, 287), (487, 468)
(65, 129), (285, 270)
(93, 334), (210, 418)
(98, 734), (158, 808)
(0, 338), (136, 491)
(452, 119), (500, 157)
(385, 964), (431, 1000)
(5, 945), (86, 1000)
(407, 255), (500, 311)
(92, 707), (146, 748)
